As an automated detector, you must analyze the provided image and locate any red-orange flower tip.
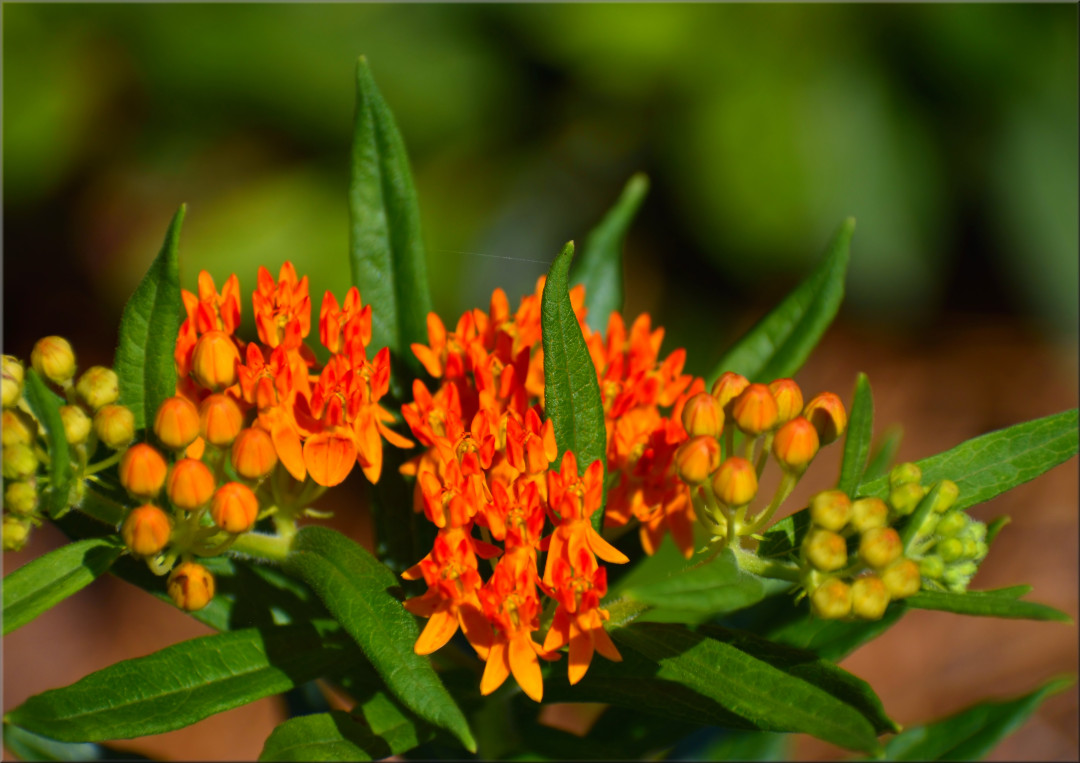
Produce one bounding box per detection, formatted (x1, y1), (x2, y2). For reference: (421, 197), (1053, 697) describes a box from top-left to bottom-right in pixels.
(731, 383), (779, 435)
(681, 392), (724, 438)
(711, 456), (758, 507)
(154, 396), (201, 451)
(803, 391), (847, 445)
(231, 427), (278, 480)
(211, 482), (259, 533)
(199, 394), (244, 447)
(191, 330), (240, 391)
(120, 443), (168, 499)
(767, 378), (803, 424)
(166, 458), (216, 510)
(121, 504), (172, 556)
(711, 371), (749, 410)
(674, 435), (721, 485)
(772, 416), (819, 472)
(167, 561), (215, 611)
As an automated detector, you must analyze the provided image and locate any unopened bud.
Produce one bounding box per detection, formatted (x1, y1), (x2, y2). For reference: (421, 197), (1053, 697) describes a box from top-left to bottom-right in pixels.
(711, 371), (750, 412)
(2, 409), (37, 447)
(803, 527), (848, 572)
(881, 558), (921, 599)
(961, 519), (986, 543)
(938, 537), (964, 562)
(973, 541), (988, 560)
(851, 575), (891, 620)
(811, 577), (852, 619)
(889, 482), (925, 516)
(75, 366), (119, 411)
(191, 331), (239, 391)
(3, 444), (39, 480)
(849, 497), (888, 533)
(166, 458), (216, 510)
(211, 482), (259, 533)
(120, 443), (168, 499)
(121, 504), (172, 556)
(772, 417), (820, 472)
(917, 512), (939, 538)
(681, 392), (724, 438)
(4, 481), (38, 515)
(943, 561), (978, 593)
(935, 510), (968, 538)
(859, 527), (902, 569)
(199, 394), (244, 448)
(94, 405), (136, 449)
(59, 405), (92, 446)
(711, 456), (758, 506)
(3, 515), (31, 551)
(167, 561), (215, 611)
(31, 336), (76, 385)
(2, 356), (24, 408)
(889, 462), (922, 489)
(674, 435), (721, 486)
(230, 427), (278, 480)
(731, 384), (779, 435)
(768, 378), (804, 424)
(930, 480), (959, 513)
(919, 554), (945, 580)
(154, 396), (201, 451)
(810, 490), (852, 532)
(802, 392), (846, 445)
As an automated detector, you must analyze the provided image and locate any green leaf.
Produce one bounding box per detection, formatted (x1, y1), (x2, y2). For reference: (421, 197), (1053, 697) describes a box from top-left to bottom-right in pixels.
(907, 589), (1071, 623)
(899, 482), (943, 552)
(2, 724), (152, 761)
(542, 241), (608, 533)
(838, 373), (874, 496)
(862, 425), (903, 482)
(765, 601), (908, 663)
(115, 205), (185, 430)
(283, 526), (475, 753)
(856, 409), (1079, 511)
(710, 217), (854, 384)
(571, 172), (649, 332)
(5, 623), (356, 742)
(697, 730), (791, 761)
(259, 709), (424, 762)
(882, 676), (1073, 761)
(545, 622), (885, 753)
(348, 57), (432, 391)
(3, 538), (124, 636)
(21, 369), (74, 518)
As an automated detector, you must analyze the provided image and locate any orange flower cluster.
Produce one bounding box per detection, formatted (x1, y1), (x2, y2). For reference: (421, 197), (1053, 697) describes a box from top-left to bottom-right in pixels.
(174, 263), (409, 487)
(400, 279), (702, 700)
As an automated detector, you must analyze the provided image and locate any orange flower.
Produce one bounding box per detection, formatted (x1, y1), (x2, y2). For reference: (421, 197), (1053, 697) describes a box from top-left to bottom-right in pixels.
(238, 343), (308, 481)
(319, 287), (371, 354)
(176, 272), (242, 384)
(252, 262), (311, 351)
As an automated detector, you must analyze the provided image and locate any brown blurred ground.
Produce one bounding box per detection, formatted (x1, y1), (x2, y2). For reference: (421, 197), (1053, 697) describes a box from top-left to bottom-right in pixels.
(3, 317), (1077, 761)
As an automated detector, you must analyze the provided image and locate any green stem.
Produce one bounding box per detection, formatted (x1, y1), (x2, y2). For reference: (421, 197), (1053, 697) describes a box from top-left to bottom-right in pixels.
(84, 451), (123, 476)
(755, 432), (774, 477)
(745, 471), (797, 536)
(229, 531), (293, 563)
(730, 545), (801, 582)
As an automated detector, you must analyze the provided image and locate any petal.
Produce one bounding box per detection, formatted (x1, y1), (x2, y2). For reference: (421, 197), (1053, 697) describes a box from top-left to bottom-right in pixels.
(458, 603), (493, 661)
(592, 621), (622, 663)
(414, 607), (459, 655)
(480, 640), (510, 697)
(568, 620), (595, 685)
(269, 417), (307, 482)
(542, 608), (571, 653)
(304, 431), (357, 487)
(508, 633), (544, 702)
(586, 528), (630, 565)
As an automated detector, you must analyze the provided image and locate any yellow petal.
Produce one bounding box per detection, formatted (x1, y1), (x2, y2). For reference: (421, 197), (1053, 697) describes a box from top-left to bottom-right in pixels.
(480, 640), (510, 696)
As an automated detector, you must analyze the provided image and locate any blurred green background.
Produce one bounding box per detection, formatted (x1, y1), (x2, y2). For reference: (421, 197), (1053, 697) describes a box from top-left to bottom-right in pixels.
(4, 2), (1077, 373)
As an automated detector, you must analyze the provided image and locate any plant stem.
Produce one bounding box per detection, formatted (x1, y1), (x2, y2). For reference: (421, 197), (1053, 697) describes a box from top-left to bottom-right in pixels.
(230, 531), (293, 563)
(84, 451), (123, 476)
(730, 545), (801, 582)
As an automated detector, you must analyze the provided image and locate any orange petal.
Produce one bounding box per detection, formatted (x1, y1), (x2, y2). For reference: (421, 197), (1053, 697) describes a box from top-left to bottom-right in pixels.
(592, 621), (622, 662)
(542, 608), (571, 653)
(414, 607), (459, 655)
(509, 633), (544, 702)
(586, 528), (630, 565)
(458, 603), (493, 661)
(412, 344), (443, 378)
(568, 620), (594, 685)
(270, 418), (306, 482)
(403, 593), (436, 617)
(480, 640), (510, 696)
(304, 431), (357, 487)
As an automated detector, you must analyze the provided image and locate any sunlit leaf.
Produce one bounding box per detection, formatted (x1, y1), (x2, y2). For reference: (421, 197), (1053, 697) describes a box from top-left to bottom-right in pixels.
(838, 372), (873, 496)
(259, 710), (424, 762)
(907, 589), (1070, 623)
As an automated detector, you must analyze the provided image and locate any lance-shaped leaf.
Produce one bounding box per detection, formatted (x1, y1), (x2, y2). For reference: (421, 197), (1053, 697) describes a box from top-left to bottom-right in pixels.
(283, 526), (476, 753)
(571, 172), (649, 332)
(906, 589), (1071, 623)
(838, 373), (874, 496)
(5, 623), (356, 742)
(882, 677), (1073, 761)
(1, 725), (151, 762)
(4, 538), (124, 635)
(115, 205), (185, 430)
(856, 409), (1078, 511)
(763, 600), (909, 663)
(21, 369), (74, 518)
(259, 709), (426, 762)
(862, 424), (903, 482)
(542, 241), (608, 532)
(348, 56), (432, 391)
(710, 217), (854, 384)
(545, 622), (886, 753)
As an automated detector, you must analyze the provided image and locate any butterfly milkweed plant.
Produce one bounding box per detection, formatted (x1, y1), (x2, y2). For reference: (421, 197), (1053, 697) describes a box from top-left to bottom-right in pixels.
(2, 59), (1076, 762)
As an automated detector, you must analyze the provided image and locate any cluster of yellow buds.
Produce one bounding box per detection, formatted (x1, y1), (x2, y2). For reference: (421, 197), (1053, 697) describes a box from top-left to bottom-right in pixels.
(673, 371), (847, 547)
(3, 337), (129, 551)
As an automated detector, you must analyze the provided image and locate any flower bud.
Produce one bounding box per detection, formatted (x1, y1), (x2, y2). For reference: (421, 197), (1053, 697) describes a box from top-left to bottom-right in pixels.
(731, 384), (778, 435)
(230, 427), (278, 480)
(889, 462), (922, 489)
(810, 490), (852, 532)
(881, 558), (921, 599)
(802, 392), (846, 445)
(5, 481), (38, 516)
(849, 497), (888, 533)
(199, 394), (244, 447)
(772, 416), (820, 472)
(919, 554), (945, 580)
(851, 575), (891, 620)
(121, 504), (172, 556)
(711, 456), (758, 506)
(94, 404), (136, 449)
(119, 443), (168, 499)
(191, 331), (239, 391)
(803, 528), (848, 571)
(963, 520), (987, 543)
(3, 515), (31, 551)
(889, 482), (925, 516)
(75, 366), (119, 411)
(2, 409), (37, 447)
(711, 371), (750, 412)
(681, 392), (724, 438)
(973, 540), (988, 560)
(768, 378), (803, 424)
(59, 405), (92, 446)
(2, 356), (25, 409)
(153, 396), (201, 451)
(859, 527), (902, 569)
(961, 538), (979, 559)
(811, 577), (852, 619)
(31, 336), (76, 385)
(943, 561), (978, 593)
(930, 480), (959, 513)
(166, 458), (216, 510)
(211, 482), (259, 533)
(3, 444), (39, 480)
(917, 512), (939, 538)
(167, 561), (215, 611)
(938, 537), (964, 562)
(935, 510), (968, 538)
